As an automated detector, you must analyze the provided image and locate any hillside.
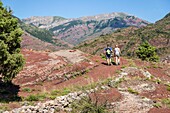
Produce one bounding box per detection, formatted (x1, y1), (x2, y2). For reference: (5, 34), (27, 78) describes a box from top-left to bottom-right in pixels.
(75, 12), (170, 60)
(21, 32), (71, 51)
(22, 12), (149, 45)
(1, 49), (170, 113)
(17, 18), (72, 51)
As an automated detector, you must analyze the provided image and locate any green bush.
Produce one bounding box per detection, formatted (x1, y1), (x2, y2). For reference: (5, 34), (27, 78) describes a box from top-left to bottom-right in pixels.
(61, 88), (71, 96)
(167, 86), (170, 91)
(71, 97), (108, 113)
(22, 88), (32, 92)
(153, 103), (162, 108)
(25, 94), (46, 101)
(136, 41), (159, 62)
(25, 95), (39, 101)
(161, 98), (170, 107)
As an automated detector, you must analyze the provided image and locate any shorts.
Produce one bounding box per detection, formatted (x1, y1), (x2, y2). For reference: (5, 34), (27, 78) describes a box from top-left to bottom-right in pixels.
(115, 53), (120, 58)
(106, 54), (111, 59)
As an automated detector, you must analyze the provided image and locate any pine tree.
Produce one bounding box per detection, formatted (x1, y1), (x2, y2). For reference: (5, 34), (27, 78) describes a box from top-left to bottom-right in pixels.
(136, 41), (159, 62)
(0, 1), (25, 82)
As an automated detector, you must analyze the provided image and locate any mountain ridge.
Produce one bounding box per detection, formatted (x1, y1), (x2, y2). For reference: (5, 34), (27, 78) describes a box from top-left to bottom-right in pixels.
(22, 12), (149, 29)
(22, 12), (149, 45)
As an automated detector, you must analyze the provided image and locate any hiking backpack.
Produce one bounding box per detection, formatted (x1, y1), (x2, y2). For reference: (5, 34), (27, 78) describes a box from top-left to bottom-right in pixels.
(106, 48), (111, 55)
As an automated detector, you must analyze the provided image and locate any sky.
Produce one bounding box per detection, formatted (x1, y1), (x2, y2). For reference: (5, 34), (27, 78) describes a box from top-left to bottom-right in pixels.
(1, 0), (170, 23)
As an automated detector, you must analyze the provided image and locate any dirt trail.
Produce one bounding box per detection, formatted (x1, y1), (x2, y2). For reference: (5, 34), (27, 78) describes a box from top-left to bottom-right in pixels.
(43, 57), (127, 91)
(16, 49), (128, 97)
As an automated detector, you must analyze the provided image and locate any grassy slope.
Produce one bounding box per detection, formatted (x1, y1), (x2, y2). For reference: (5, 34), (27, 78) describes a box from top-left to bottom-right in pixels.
(75, 13), (170, 58)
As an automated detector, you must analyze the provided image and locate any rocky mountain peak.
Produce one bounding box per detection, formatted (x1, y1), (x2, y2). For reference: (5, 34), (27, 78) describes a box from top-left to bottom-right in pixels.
(78, 12), (129, 21)
(21, 12), (149, 46)
(22, 16), (66, 28)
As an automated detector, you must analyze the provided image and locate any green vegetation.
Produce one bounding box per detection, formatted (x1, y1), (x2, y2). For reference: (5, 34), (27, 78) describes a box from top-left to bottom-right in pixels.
(0, 105), (9, 111)
(0, 1), (25, 82)
(95, 17), (128, 30)
(153, 78), (162, 84)
(0, 89), (10, 94)
(127, 87), (139, 95)
(76, 12), (170, 59)
(108, 77), (125, 88)
(136, 41), (159, 62)
(50, 20), (85, 34)
(153, 103), (162, 108)
(23, 88), (71, 102)
(167, 86), (170, 91)
(161, 98), (170, 108)
(22, 87), (32, 92)
(153, 98), (170, 108)
(71, 97), (108, 113)
(164, 12), (170, 18)
(25, 95), (39, 101)
(25, 94), (46, 101)
(20, 23), (55, 44)
(52, 16), (66, 23)
(61, 88), (71, 95)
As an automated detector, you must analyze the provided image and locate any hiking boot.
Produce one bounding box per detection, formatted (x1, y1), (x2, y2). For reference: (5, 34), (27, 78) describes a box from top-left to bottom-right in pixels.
(108, 64), (111, 66)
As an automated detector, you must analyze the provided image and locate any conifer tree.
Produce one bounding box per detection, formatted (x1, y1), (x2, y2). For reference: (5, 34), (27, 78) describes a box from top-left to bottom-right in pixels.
(136, 41), (159, 62)
(0, 1), (25, 82)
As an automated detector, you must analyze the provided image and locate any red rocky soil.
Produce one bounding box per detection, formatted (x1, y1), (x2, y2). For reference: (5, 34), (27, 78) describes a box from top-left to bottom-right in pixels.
(3, 49), (170, 112)
(14, 49), (127, 97)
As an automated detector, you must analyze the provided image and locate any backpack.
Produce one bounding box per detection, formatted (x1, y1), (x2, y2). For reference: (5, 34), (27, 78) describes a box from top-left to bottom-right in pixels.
(106, 48), (111, 55)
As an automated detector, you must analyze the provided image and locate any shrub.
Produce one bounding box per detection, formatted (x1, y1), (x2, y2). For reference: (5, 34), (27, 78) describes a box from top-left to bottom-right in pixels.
(25, 94), (46, 101)
(161, 98), (170, 107)
(22, 88), (32, 92)
(153, 103), (162, 108)
(136, 41), (159, 62)
(61, 88), (71, 96)
(167, 87), (170, 91)
(25, 95), (39, 101)
(71, 97), (108, 113)
(51, 90), (60, 96)
(127, 87), (139, 95)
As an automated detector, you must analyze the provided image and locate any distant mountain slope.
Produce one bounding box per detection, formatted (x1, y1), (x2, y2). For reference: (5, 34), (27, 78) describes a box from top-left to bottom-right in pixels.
(21, 32), (56, 51)
(21, 32), (71, 51)
(22, 12), (149, 45)
(15, 17), (72, 51)
(75, 12), (170, 59)
(20, 22), (55, 44)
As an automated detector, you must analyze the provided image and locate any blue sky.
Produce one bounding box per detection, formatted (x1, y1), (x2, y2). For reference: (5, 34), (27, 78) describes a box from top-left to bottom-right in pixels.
(1, 0), (170, 23)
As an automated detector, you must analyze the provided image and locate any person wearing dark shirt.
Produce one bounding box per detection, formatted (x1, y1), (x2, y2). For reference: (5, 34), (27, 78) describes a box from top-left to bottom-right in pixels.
(104, 44), (113, 66)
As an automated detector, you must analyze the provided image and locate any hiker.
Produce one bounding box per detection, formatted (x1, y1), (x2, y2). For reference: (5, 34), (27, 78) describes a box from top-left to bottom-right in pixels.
(104, 44), (113, 66)
(114, 45), (121, 65)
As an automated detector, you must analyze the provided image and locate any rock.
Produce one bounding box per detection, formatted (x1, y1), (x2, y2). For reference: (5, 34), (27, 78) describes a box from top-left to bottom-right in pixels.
(113, 91), (153, 113)
(140, 69), (152, 78)
(148, 108), (170, 113)
(3, 111), (9, 113)
(6, 86), (98, 113)
(89, 88), (121, 106)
